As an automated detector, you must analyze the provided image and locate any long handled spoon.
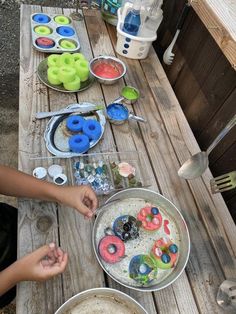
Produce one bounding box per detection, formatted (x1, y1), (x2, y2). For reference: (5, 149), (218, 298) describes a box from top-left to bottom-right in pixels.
(178, 114), (236, 180)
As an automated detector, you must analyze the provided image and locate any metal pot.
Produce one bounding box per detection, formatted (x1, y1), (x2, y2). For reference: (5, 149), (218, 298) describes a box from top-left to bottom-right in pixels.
(54, 287), (147, 314)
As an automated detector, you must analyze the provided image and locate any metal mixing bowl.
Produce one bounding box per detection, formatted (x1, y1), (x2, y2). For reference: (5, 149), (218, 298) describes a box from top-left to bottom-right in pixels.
(92, 188), (190, 292)
(89, 55), (126, 85)
(54, 287), (147, 314)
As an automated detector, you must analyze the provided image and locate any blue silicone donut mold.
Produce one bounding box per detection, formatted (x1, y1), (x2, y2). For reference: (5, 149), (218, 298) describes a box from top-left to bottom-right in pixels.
(82, 119), (102, 140)
(69, 134), (90, 153)
(33, 14), (51, 24)
(57, 26), (75, 37)
(66, 115), (85, 132)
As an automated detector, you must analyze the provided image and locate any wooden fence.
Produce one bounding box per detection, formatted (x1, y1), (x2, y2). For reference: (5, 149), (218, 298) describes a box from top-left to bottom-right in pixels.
(153, 0), (236, 221)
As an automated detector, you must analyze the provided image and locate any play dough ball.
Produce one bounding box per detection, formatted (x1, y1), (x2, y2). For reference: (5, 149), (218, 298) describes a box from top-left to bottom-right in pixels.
(47, 67), (61, 85)
(54, 15), (70, 25)
(75, 60), (89, 82)
(48, 54), (60, 67)
(57, 53), (75, 67)
(60, 39), (77, 50)
(34, 25), (52, 35)
(63, 75), (81, 91)
(73, 53), (86, 62)
(58, 66), (76, 83)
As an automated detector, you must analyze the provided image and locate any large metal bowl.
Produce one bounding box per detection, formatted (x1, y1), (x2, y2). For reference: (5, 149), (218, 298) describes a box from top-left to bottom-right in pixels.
(54, 287), (147, 314)
(89, 55), (126, 85)
(92, 188), (190, 292)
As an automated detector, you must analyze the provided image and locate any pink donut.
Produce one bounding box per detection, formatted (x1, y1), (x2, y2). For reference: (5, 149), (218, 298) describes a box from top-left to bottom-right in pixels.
(137, 205), (162, 231)
(151, 237), (178, 269)
(98, 235), (125, 264)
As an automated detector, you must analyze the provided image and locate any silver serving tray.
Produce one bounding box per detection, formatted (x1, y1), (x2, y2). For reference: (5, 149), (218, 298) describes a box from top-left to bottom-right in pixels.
(44, 103), (106, 157)
(55, 287), (147, 314)
(37, 59), (95, 93)
(92, 188), (190, 292)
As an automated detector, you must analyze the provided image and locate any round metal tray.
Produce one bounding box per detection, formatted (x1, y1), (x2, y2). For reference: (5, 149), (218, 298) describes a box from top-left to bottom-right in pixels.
(44, 103), (106, 157)
(92, 188), (190, 292)
(55, 287), (147, 314)
(37, 59), (94, 93)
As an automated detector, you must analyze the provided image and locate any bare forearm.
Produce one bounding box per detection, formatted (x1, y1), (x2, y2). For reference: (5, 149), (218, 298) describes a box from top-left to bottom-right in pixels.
(0, 262), (21, 296)
(0, 165), (60, 202)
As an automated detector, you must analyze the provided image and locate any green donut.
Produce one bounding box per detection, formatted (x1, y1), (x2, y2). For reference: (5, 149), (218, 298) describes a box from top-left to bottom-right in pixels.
(47, 67), (61, 85)
(34, 25), (51, 35)
(58, 66), (76, 83)
(57, 53), (74, 67)
(75, 60), (89, 82)
(60, 40), (77, 50)
(47, 54), (60, 67)
(54, 15), (70, 25)
(64, 76), (81, 91)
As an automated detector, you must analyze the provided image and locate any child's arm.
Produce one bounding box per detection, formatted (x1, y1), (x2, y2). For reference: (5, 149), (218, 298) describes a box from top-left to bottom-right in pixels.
(0, 243), (68, 296)
(0, 165), (98, 218)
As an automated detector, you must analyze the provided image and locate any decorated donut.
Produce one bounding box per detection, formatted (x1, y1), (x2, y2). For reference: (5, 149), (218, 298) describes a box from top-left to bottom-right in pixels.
(151, 237), (178, 269)
(129, 254), (158, 285)
(68, 134), (90, 153)
(137, 205), (162, 231)
(82, 119), (102, 141)
(113, 215), (140, 242)
(57, 26), (75, 37)
(98, 235), (125, 264)
(66, 115), (85, 132)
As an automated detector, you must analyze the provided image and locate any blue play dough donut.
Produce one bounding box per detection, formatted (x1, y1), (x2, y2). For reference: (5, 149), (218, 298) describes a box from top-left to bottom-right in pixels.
(66, 115), (85, 132)
(57, 26), (75, 37)
(68, 134), (90, 153)
(33, 14), (51, 23)
(129, 254), (158, 285)
(82, 119), (102, 140)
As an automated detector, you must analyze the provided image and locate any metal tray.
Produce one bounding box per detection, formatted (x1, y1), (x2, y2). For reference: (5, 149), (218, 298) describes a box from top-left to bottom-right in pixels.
(37, 59), (95, 93)
(31, 13), (80, 53)
(44, 103), (106, 157)
(55, 288), (147, 314)
(92, 188), (190, 292)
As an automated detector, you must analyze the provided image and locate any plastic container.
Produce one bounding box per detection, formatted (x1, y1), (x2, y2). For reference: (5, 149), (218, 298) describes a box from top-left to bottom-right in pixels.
(101, 0), (123, 26)
(122, 0), (141, 36)
(116, 5), (157, 59)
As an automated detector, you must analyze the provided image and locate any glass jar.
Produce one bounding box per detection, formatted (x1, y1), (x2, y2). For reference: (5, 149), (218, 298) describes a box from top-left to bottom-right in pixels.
(101, 0), (123, 26)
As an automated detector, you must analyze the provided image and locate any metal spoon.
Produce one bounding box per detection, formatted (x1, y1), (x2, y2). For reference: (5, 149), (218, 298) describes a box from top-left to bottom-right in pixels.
(178, 114), (236, 180)
(216, 279), (236, 311)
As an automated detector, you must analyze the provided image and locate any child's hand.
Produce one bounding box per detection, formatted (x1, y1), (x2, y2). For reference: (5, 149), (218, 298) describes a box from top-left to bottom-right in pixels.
(16, 243), (68, 282)
(56, 185), (98, 219)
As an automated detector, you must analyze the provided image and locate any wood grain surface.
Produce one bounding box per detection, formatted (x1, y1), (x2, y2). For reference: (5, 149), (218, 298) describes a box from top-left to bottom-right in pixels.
(17, 4), (236, 314)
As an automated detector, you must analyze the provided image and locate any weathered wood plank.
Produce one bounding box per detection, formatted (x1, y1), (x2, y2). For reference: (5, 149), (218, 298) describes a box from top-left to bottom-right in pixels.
(88, 14), (200, 314)
(17, 5), (63, 314)
(190, 0), (236, 68)
(140, 47), (236, 263)
(108, 24), (235, 312)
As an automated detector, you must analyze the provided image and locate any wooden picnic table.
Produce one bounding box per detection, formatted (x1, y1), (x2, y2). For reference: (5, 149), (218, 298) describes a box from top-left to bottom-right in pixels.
(17, 4), (236, 314)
